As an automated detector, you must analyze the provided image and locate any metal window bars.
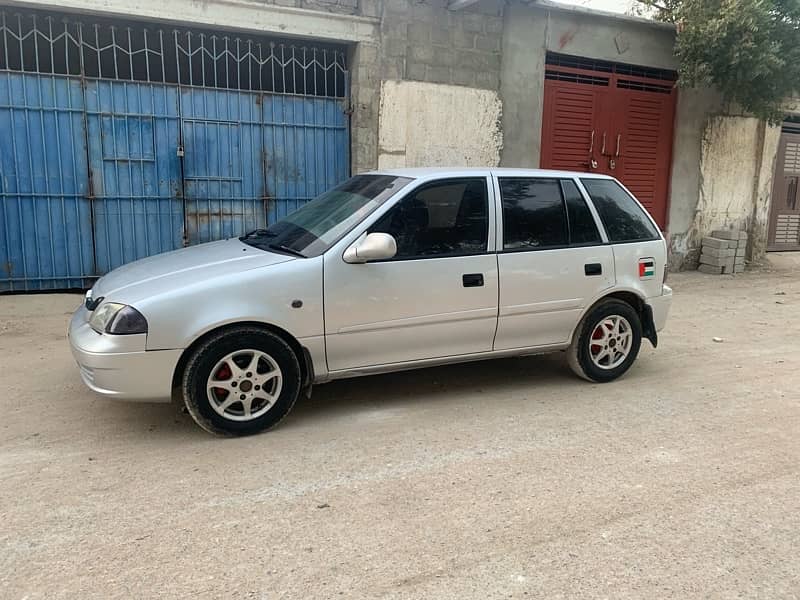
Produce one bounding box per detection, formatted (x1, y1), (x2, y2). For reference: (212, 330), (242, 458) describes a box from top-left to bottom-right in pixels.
(0, 9), (348, 97)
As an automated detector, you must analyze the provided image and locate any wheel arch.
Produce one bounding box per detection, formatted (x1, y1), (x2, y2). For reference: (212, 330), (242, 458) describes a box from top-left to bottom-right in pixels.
(571, 290), (657, 348)
(170, 321), (314, 402)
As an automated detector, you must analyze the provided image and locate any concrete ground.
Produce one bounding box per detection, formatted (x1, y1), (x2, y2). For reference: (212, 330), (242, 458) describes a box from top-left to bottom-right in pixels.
(1, 259), (800, 599)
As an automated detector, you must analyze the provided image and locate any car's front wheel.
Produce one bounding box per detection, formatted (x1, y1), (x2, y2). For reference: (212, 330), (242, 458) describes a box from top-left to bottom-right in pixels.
(181, 327), (302, 435)
(567, 299), (642, 383)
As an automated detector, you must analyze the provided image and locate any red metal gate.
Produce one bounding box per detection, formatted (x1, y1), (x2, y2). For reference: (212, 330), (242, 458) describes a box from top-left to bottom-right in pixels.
(540, 53), (677, 229)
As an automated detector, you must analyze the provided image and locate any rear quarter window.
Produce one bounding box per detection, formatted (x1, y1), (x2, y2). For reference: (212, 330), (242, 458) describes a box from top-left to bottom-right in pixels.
(581, 179), (660, 243)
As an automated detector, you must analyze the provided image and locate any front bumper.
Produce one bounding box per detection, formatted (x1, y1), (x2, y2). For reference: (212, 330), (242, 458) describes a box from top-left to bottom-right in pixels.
(68, 306), (181, 402)
(647, 284), (673, 332)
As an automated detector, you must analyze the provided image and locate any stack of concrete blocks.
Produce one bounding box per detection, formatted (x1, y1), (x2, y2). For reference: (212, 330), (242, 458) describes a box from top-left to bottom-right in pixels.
(699, 230), (747, 274)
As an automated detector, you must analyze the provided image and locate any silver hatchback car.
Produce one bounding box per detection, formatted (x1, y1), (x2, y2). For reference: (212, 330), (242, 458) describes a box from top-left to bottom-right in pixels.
(69, 168), (672, 435)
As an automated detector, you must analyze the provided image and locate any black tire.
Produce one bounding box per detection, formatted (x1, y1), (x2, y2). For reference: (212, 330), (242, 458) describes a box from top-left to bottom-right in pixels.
(567, 299), (642, 383)
(181, 326), (302, 436)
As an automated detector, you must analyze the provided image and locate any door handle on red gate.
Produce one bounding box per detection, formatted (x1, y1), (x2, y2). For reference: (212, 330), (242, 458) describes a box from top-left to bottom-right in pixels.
(462, 273), (484, 287)
(584, 263), (602, 276)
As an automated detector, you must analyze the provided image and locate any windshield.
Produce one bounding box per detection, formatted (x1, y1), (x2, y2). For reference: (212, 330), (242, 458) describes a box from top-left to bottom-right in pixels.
(240, 174), (412, 257)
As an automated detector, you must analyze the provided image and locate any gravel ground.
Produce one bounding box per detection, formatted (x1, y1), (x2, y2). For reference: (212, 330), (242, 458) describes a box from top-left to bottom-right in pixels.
(1, 261), (800, 599)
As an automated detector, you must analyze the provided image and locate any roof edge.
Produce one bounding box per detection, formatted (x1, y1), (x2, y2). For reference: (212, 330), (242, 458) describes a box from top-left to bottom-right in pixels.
(526, 0), (677, 31)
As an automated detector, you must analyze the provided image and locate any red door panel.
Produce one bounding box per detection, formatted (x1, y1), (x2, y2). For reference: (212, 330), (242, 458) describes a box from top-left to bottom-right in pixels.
(612, 87), (675, 228)
(540, 58), (676, 229)
(541, 77), (610, 173)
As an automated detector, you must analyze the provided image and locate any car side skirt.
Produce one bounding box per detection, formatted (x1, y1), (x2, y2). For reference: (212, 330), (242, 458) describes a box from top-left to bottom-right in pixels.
(318, 342), (569, 383)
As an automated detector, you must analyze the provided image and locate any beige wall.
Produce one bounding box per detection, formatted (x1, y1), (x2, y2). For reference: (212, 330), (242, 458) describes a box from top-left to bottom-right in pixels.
(377, 80), (502, 168)
(680, 116), (781, 262)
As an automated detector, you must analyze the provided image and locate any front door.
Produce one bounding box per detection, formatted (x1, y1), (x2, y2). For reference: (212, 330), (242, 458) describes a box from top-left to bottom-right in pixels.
(324, 176), (499, 371)
(767, 124), (800, 251)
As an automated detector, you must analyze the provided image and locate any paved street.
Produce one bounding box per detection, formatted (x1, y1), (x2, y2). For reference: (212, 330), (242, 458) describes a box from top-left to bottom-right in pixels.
(1, 260), (800, 599)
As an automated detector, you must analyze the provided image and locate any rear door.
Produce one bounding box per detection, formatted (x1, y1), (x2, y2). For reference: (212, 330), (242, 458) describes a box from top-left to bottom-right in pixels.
(493, 176), (615, 350)
(324, 176), (499, 371)
(579, 177), (666, 297)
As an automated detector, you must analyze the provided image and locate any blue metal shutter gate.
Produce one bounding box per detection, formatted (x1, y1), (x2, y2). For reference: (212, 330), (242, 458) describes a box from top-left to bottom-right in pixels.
(0, 10), (350, 291)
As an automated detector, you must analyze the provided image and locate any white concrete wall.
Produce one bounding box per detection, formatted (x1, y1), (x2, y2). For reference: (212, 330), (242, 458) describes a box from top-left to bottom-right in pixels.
(377, 80), (502, 169)
(694, 116), (761, 236)
(749, 124), (782, 259)
(681, 116), (781, 261)
(8, 0), (379, 42)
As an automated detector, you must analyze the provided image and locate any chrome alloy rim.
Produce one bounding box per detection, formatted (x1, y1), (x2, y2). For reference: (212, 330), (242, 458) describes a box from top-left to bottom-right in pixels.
(206, 350), (283, 421)
(589, 315), (633, 370)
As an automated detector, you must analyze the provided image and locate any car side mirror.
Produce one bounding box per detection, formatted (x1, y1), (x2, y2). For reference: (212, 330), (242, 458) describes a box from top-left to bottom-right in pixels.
(343, 232), (397, 263)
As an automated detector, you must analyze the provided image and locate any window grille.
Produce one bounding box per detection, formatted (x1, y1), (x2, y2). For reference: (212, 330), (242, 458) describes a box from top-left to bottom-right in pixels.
(0, 9), (348, 97)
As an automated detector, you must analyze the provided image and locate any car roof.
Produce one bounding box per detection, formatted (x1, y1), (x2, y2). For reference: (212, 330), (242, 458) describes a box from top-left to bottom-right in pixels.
(364, 167), (615, 180)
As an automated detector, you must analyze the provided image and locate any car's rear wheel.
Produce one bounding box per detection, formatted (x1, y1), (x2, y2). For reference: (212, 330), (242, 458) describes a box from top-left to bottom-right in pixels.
(182, 327), (301, 435)
(567, 299), (642, 383)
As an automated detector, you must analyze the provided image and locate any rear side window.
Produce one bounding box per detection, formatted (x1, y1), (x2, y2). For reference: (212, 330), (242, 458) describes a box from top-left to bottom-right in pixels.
(581, 179), (660, 242)
(499, 178), (568, 250)
(562, 180), (601, 245)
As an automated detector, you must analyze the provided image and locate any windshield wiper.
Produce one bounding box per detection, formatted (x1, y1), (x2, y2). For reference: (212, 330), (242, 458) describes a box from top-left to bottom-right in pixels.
(267, 243), (306, 258)
(242, 228), (276, 239)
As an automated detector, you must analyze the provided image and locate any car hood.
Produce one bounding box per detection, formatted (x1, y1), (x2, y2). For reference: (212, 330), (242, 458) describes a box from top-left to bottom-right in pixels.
(91, 238), (294, 302)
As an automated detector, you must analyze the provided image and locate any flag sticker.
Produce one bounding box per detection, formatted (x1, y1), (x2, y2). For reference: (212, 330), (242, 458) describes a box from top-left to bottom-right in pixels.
(639, 258), (656, 279)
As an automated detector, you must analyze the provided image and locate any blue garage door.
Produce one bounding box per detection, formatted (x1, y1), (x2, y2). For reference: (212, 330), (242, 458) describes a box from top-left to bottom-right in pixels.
(0, 10), (349, 291)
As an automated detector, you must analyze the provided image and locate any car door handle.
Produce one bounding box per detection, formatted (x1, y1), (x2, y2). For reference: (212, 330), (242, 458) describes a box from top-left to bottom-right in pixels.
(462, 273), (484, 287)
(584, 263), (602, 276)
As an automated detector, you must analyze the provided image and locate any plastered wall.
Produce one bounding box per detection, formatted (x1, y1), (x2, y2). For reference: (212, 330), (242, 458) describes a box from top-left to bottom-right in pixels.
(672, 116), (781, 264)
(377, 80), (502, 168)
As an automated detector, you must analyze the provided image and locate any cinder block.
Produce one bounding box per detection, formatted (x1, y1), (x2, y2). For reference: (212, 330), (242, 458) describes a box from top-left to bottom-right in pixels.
(462, 12), (486, 33)
(699, 264), (724, 274)
(711, 229), (741, 240)
(452, 29), (475, 50)
(407, 23), (431, 44)
(733, 264), (745, 273)
(452, 68), (475, 86)
(701, 246), (735, 258)
(702, 236), (729, 249)
(700, 253), (735, 268)
(738, 231), (748, 240)
(475, 70), (500, 89)
(475, 34), (501, 53)
(430, 27), (450, 46)
(409, 45), (434, 62)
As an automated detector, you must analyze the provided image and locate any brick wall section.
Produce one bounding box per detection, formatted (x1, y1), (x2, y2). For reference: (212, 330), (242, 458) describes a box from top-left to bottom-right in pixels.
(259, 0), (504, 172)
(349, 0), (504, 172)
(380, 0), (504, 90)
(350, 40), (382, 173)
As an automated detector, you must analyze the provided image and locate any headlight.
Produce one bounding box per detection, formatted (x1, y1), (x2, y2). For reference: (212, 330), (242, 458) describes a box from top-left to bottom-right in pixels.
(89, 302), (148, 335)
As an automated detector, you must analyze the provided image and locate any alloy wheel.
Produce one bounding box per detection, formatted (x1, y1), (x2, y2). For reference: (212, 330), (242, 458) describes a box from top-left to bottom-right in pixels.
(206, 350), (283, 421)
(589, 315), (633, 370)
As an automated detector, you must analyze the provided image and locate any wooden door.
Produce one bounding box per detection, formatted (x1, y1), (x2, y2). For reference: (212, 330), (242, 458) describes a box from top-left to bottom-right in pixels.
(768, 126), (800, 251)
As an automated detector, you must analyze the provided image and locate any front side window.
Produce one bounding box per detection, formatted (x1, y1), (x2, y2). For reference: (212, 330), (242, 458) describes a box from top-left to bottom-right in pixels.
(581, 179), (660, 243)
(240, 174), (412, 257)
(499, 178), (568, 250)
(369, 178), (489, 259)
